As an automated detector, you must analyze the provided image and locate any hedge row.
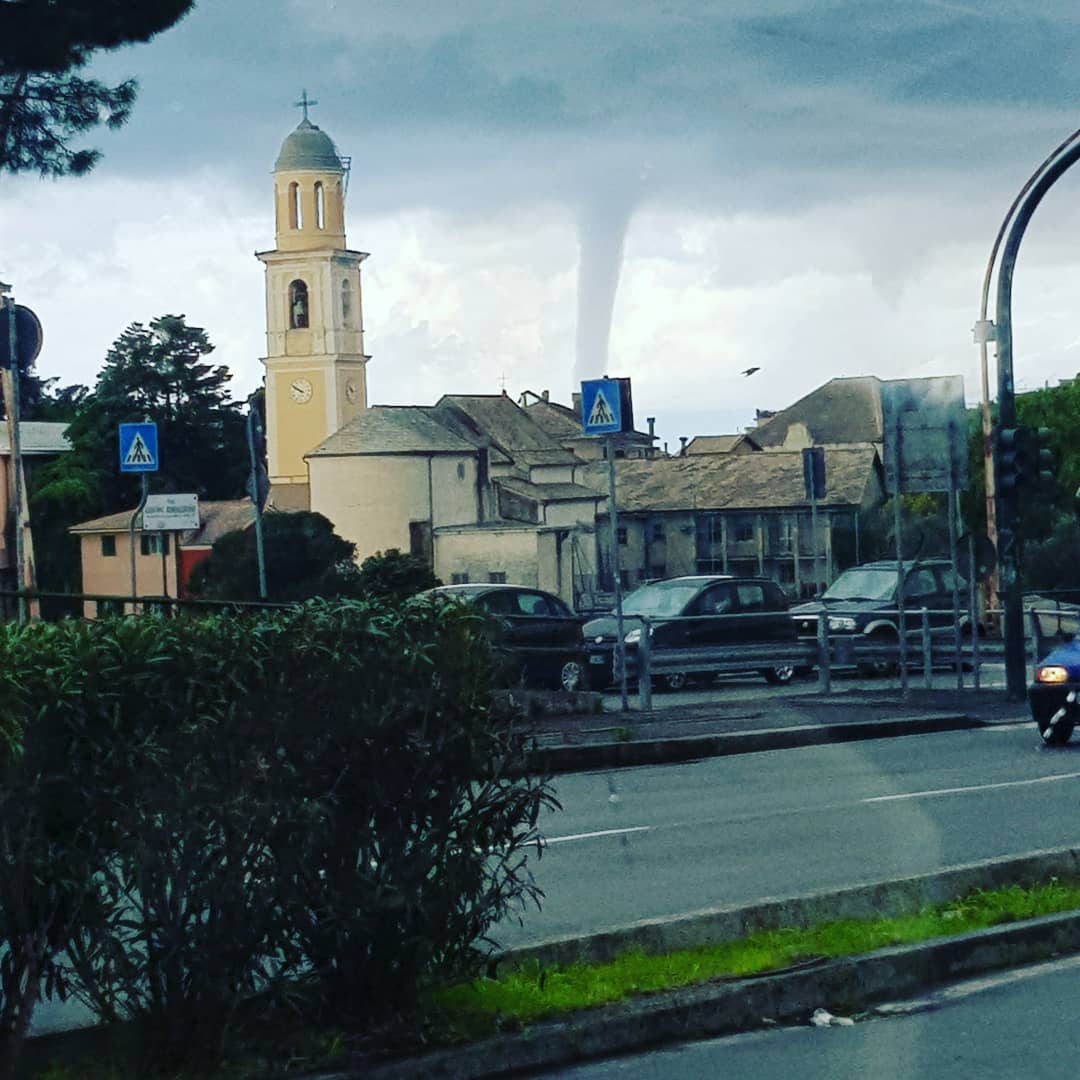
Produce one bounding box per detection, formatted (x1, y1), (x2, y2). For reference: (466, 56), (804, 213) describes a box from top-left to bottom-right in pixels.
(0, 599), (555, 1075)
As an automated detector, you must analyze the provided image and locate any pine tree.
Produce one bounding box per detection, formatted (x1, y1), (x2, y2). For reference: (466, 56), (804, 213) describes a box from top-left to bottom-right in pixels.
(0, 0), (194, 176)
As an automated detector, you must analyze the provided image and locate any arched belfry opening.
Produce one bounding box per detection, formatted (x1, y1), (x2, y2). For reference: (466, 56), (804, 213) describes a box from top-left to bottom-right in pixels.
(289, 182), (302, 229)
(289, 279), (309, 328)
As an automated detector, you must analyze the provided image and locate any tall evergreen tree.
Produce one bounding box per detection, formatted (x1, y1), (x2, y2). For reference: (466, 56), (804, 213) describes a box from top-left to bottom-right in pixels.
(0, 0), (194, 176)
(70, 314), (248, 505)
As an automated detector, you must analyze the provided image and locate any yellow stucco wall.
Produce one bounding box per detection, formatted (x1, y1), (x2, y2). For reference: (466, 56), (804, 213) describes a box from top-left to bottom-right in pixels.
(309, 453), (479, 561)
(543, 500), (597, 527)
(79, 532), (179, 616)
(434, 529), (539, 588)
(269, 367), (327, 482)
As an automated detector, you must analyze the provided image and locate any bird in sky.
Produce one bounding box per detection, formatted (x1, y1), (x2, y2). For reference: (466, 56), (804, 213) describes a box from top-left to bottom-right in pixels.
(741, 366), (761, 377)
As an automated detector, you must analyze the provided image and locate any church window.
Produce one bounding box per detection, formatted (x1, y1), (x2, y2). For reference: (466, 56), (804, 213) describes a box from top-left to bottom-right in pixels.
(341, 278), (352, 324)
(289, 280), (309, 329)
(288, 182), (302, 229)
(314, 182), (325, 229)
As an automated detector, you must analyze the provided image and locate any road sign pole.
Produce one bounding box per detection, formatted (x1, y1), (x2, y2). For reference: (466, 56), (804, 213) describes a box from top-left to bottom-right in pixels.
(3, 295), (25, 624)
(129, 474), (149, 612)
(607, 436), (629, 711)
(246, 407), (268, 600)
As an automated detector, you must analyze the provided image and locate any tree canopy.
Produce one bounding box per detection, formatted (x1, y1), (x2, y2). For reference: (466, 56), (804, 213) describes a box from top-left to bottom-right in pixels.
(186, 512), (363, 604)
(27, 314), (250, 605)
(0, 0), (194, 176)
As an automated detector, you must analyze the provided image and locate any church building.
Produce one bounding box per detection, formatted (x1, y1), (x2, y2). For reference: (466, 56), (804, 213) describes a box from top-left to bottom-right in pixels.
(259, 106), (605, 604)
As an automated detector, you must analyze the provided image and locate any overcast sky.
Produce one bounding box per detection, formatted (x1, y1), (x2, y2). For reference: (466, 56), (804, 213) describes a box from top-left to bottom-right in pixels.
(4, 0), (1080, 451)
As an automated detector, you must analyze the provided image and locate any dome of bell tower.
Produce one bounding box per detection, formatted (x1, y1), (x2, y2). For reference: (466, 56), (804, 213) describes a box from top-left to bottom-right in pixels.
(274, 118), (343, 172)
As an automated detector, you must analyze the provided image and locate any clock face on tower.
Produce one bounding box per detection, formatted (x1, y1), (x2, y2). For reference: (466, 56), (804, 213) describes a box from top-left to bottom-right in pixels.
(290, 377), (313, 404)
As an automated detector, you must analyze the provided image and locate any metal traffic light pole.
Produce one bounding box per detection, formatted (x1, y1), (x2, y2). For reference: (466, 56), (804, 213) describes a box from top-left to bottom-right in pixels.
(993, 135), (1080, 700)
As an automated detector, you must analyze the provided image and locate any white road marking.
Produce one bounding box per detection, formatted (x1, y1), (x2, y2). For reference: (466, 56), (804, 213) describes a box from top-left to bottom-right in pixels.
(543, 825), (651, 845)
(864, 769), (1080, 803)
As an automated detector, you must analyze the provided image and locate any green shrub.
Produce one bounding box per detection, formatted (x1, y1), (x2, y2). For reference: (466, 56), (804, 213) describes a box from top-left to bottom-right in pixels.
(0, 599), (555, 1074)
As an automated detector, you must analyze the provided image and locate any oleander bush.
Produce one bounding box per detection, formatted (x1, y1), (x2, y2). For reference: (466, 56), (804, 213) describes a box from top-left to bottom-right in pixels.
(0, 599), (555, 1075)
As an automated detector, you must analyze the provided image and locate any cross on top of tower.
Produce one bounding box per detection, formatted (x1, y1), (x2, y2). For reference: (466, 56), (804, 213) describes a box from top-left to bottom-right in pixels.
(293, 89), (318, 123)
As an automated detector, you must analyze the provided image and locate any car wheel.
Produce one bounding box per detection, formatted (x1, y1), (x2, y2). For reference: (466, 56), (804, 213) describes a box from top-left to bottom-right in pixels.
(762, 665), (795, 685)
(559, 659), (587, 693)
(858, 628), (898, 677)
(1037, 712), (1075, 746)
(654, 671), (689, 692)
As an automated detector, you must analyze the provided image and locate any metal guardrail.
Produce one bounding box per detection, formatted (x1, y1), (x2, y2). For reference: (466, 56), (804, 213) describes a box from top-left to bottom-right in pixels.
(615, 606), (1000, 710)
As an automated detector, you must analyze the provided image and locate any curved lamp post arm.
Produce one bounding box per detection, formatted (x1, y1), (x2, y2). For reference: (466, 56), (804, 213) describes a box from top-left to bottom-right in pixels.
(994, 136), (1080, 698)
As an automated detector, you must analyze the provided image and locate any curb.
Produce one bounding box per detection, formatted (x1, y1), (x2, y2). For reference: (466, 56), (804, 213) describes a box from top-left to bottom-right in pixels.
(320, 845), (1080, 1079)
(357, 911), (1080, 1079)
(525, 712), (984, 774)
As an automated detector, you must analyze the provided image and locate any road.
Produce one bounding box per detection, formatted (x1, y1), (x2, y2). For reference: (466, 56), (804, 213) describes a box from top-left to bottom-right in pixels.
(550, 955), (1080, 1079)
(494, 719), (1080, 951)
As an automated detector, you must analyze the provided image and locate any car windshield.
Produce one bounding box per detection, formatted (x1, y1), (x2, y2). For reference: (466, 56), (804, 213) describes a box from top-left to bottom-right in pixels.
(821, 568), (897, 602)
(622, 581), (704, 617)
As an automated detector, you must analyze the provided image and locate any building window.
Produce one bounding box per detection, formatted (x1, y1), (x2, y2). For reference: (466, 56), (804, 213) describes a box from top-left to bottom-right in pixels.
(617, 526), (628, 545)
(619, 569), (630, 588)
(101, 535), (117, 557)
(457, 462), (466, 480)
(451, 572), (470, 585)
(289, 181), (302, 229)
(140, 533), (166, 556)
(652, 523), (665, 542)
(289, 280), (309, 329)
(732, 516), (754, 543)
(314, 181), (325, 229)
(649, 564), (666, 581)
(488, 572), (507, 584)
(97, 598), (122, 617)
(409, 520), (432, 562)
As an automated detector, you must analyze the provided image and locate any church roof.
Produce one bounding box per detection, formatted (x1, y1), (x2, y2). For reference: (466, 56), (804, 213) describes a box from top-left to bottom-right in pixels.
(750, 376), (883, 448)
(308, 405), (477, 456)
(579, 445), (881, 512)
(433, 394), (580, 465)
(275, 119), (343, 171)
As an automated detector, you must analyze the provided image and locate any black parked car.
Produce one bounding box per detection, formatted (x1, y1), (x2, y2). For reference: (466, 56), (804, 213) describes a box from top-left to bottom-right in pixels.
(582, 575), (799, 691)
(427, 583), (589, 692)
(790, 559), (971, 675)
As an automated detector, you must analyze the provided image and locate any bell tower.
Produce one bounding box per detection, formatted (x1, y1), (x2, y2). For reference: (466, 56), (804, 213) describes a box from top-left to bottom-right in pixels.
(256, 92), (369, 510)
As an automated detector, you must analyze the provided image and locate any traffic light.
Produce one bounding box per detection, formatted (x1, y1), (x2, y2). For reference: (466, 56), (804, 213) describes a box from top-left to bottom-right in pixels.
(996, 426), (1033, 494)
(1033, 426), (1057, 490)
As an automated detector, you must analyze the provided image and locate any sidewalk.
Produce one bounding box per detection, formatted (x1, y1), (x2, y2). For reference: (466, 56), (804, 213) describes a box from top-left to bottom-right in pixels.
(522, 684), (1031, 773)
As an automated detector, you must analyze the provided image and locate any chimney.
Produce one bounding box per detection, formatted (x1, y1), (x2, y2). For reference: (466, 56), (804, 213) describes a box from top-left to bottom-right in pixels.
(542, 389), (549, 401)
(647, 417), (656, 440)
(572, 391), (581, 415)
(663, 442), (669, 455)
(679, 436), (688, 456)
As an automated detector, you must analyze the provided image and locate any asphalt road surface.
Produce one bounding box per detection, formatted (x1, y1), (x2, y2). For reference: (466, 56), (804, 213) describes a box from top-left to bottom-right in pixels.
(550, 955), (1080, 1079)
(494, 719), (1080, 951)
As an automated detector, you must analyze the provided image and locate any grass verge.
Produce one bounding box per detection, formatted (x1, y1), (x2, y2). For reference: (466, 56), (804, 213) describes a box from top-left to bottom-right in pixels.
(433, 879), (1080, 1031)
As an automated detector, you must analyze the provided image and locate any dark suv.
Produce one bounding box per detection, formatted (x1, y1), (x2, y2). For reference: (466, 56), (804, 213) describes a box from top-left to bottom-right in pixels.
(790, 559), (969, 674)
(582, 575), (798, 691)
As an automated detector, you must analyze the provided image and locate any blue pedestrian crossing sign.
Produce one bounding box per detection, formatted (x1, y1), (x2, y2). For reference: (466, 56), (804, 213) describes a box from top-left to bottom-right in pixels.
(118, 423), (159, 473)
(580, 378), (623, 436)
